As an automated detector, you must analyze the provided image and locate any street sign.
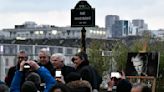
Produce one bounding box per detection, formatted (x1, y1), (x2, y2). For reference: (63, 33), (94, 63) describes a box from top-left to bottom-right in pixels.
(71, 1), (95, 27)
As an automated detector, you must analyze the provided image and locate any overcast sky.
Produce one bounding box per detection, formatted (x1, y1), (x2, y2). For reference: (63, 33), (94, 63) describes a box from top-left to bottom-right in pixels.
(0, 0), (164, 30)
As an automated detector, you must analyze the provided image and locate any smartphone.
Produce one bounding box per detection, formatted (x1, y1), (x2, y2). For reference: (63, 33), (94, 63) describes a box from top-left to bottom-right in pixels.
(111, 72), (121, 79)
(55, 70), (62, 78)
(23, 63), (30, 69)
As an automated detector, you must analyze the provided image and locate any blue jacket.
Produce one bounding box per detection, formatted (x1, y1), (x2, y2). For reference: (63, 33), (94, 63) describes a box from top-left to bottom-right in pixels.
(10, 66), (56, 92)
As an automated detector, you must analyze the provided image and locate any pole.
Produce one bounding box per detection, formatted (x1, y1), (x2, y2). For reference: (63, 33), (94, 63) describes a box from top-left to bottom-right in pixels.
(81, 27), (86, 52)
(0, 45), (5, 81)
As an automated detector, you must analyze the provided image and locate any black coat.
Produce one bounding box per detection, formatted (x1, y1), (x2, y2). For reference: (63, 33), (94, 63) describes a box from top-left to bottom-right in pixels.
(5, 66), (17, 87)
(5, 63), (28, 87)
(76, 62), (102, 90)
(61, 65), (76, 83)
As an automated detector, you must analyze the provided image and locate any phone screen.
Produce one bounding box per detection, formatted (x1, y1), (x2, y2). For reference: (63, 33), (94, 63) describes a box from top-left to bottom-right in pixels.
(111, 72), (121, 78)
(55, 70), (62, 78)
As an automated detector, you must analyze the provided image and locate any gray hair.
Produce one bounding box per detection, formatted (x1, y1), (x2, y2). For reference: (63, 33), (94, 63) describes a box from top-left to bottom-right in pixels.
(51, 53), (65, 62)
(39, 48), (50, 56)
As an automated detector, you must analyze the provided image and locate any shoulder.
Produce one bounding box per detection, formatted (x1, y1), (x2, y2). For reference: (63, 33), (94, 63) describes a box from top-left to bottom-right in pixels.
(9, 66), (16, 70)
(64, 65), (75, 69)
(8, 66), (17, 73)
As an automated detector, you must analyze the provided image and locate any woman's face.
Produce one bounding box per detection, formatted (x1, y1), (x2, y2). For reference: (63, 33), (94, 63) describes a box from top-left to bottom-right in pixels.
(73, 56), (83, 68)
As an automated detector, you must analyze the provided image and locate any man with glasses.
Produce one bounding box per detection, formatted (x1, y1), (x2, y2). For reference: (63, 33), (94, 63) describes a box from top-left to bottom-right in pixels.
(5, 50), (28, 87)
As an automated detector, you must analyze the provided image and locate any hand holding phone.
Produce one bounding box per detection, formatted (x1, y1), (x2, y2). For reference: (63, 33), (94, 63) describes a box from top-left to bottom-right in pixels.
(111, 72), (121, 79)
(55, 70), (62, 78)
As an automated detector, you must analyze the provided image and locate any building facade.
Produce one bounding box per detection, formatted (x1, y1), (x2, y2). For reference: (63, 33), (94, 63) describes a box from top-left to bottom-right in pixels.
(2, 21), (106, 40)
(112, 20), (135, 38)
(132, 19), (148, 35)
(105, 15), (120, 38)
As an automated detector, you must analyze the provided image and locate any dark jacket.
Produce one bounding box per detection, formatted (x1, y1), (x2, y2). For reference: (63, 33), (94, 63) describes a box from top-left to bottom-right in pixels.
(74, 52), (102, 90)
(61, 65), (76, 83)
(38, 61), (55, 76)
(5, 63), (20, 87)
(107, 79), (132, 92)
(76, 61), (101, 90)
(10, 66), (56, 92)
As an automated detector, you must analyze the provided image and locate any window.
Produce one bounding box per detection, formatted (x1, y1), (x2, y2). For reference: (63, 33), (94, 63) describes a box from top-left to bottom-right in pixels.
(19, 45), (32, 55)
(4, 45), (17, 55)
(49, 47), (58, 54)
(66, 48), (73, 55)
(58, 48), (63, 53)
(35, 46), (48, 55)
(5, 58), (9, 66)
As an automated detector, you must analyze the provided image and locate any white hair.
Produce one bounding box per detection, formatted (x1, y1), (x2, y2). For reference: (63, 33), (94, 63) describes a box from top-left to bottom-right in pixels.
(51, 53), (65, 62)
(131, 54), (143, 63)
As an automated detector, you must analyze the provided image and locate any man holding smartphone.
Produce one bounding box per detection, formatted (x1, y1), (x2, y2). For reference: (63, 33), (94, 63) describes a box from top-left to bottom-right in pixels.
(107, 71), (132, 92)
(51, 53), (76, 83)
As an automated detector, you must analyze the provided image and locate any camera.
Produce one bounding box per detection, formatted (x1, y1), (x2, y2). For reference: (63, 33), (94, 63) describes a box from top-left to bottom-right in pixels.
(110, 72), (121, 85)
(23, 63), (31, 71)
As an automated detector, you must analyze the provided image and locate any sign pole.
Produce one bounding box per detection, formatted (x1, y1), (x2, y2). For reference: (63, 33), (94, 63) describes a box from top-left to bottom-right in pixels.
(81, 27), (86, 52)
(71, 0), (95, 52)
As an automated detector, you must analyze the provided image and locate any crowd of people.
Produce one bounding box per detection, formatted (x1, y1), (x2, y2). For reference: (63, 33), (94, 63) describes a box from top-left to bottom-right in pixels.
(0, 48), (152, 92)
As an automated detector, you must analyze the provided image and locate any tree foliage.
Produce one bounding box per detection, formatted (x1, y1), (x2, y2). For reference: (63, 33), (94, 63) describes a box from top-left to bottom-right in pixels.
(88, 34), (164, 77)
(88, 40), (111, 76)
(111, 40), (128, 71)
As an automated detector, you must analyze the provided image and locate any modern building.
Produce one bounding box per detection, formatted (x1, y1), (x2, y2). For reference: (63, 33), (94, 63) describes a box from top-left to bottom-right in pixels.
(111, 20), (135, 38)
(132, 19), (148, 35)
(151, 29), (164, 41)
(105, 15), (120, 38)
